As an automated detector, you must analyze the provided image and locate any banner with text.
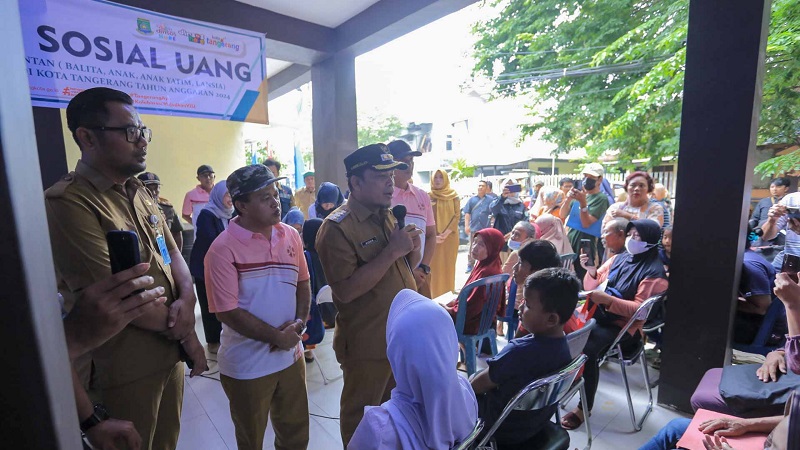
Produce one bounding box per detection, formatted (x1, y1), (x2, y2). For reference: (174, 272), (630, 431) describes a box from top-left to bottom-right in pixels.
(19, 0), (269, 123)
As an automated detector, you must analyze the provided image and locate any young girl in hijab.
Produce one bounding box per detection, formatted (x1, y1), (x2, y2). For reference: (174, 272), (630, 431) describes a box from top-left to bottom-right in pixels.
(445, 228), (506, 335)
(429, 169), (461, 298)
(562, 219), (668, 430)
(308, 182), (344, 219)
(349, 289), (478, 450)
(189, 180), (234, 353)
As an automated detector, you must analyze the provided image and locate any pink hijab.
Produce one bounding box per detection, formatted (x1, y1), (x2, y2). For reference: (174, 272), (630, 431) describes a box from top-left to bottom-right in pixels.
(536, 214), (572, 255)
(384, 289), (478, 449)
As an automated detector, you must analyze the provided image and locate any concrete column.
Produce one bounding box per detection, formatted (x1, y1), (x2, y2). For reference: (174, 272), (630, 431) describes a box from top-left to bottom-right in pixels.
(311, 54), (358, 190)
(658, 0), (771, 412)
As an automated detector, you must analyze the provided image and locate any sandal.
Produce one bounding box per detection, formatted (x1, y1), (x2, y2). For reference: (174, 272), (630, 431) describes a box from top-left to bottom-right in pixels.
(560, 411), (584, 430)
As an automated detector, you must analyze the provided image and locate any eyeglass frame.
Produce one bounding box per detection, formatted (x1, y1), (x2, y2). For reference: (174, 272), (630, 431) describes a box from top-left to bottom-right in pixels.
(86, 125), (152, 143)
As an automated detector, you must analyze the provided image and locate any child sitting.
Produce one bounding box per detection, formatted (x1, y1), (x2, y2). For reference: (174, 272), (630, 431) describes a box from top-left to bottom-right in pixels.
(470, 267), (580, 447)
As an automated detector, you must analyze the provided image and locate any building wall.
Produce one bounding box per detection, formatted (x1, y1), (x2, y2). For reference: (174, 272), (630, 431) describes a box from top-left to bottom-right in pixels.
(59, 110), (246, 217)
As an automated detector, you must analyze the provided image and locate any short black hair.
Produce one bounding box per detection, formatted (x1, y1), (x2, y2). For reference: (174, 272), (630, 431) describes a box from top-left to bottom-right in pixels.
(485, 180), (493, 190)
(771, 177), (791, 188)
(524, 267), (580, 324)
(559, 177), (574, 187)
(517, 240), (561, 272)
(66, 87), (134, 146)
(262, 159), (281, 171)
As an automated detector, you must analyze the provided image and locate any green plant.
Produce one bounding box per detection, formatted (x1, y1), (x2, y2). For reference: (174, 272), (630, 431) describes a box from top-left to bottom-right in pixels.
(450, 158), (477, 181)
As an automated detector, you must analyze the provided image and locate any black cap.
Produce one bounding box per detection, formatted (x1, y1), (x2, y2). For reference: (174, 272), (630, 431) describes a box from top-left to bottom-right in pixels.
(197, 165), (215, 176)
(344, 144), (408, 177)
(137, 172), (160, 185)
(387, 140), (422, 159)
(227, 164), (286, 201)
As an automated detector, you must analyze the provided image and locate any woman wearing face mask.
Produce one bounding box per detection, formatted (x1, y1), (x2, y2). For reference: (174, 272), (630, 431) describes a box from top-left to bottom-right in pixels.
(189, 180), (234, 354)
(429, 169), (461, 298)
(490, 179), (528, 263)
(561, 219), (668, 430)
(308, 181), (345, 219)
(603, 171), (664, 230)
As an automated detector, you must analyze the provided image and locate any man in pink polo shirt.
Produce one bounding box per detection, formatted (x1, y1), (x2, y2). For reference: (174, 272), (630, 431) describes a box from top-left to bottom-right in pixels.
(388, 140), (437, 298)
(181, 164), (215, 225)
(204, 164), (311, 450)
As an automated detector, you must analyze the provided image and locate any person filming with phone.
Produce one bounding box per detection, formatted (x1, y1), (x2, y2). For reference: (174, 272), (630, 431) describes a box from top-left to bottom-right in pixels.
(559, 163), (611, 282)
(761, 191), (800, 273)
(490, 179), (528, 262)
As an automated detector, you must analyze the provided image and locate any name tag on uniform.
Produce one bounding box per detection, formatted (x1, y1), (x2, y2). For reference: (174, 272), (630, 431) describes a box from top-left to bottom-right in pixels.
(361, 237), (378, 247)
(156, 235), (172, 265)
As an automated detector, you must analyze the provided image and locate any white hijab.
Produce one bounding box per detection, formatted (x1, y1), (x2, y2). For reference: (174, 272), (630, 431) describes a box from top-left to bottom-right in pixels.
(384, 289), (478, 449)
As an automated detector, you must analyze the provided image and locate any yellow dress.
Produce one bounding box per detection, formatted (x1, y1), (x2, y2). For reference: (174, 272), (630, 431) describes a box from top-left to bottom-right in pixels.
(429, 170), (461, 298)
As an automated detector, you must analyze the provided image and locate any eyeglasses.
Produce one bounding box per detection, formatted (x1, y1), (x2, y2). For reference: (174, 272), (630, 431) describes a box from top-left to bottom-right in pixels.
(88, 126), (152, 143)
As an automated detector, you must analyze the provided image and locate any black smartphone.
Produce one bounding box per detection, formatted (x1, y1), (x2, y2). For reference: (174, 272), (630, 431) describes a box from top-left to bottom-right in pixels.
(574, 179), (583, 191)
(782, 253), (800, 283)
(787, 207), (800, 220)
(107, 230), (141, 274)
(580, 239), (594, 266)
(507, 184), (522, 193)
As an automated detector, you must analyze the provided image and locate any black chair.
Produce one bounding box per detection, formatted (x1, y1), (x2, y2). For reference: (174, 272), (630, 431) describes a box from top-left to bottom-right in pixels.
(474, 355), (588, 450)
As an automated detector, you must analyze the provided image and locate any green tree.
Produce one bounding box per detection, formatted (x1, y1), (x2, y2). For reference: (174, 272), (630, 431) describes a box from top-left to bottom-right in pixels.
(472, 0), (800, 172)
(449, 158), (477, 181)
(358, 113), (405, 147)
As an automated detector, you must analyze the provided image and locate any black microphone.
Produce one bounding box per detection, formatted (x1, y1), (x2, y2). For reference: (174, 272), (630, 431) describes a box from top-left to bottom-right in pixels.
(392, 204), (407, 229)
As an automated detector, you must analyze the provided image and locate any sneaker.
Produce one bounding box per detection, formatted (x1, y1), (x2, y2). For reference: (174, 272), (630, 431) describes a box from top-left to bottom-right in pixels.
(207, 342), (220, 354)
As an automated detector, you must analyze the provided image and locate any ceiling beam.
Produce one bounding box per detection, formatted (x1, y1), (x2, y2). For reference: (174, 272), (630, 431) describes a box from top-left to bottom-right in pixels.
(267, 64), (312, 101)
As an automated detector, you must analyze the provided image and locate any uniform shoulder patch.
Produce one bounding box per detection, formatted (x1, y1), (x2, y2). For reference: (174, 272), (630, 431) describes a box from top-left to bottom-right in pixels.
(44, 172), (77, 199)
(327, 207), (350, 223)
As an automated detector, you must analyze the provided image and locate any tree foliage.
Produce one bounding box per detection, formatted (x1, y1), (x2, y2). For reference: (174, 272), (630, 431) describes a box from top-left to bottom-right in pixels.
(357, 113), (405, 147)
(450, 158), (477, 181)
(472, 0), (800, 172)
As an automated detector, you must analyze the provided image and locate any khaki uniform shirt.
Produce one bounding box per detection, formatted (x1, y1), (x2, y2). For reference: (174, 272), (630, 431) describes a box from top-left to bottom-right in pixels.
(316, 196), (417, 361)
(45, 160), (180, 388)
(295, 187), (316, 220)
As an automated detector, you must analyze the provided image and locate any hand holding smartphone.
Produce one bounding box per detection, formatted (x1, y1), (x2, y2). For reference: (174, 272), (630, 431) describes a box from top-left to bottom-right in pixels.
(781, 253), (800, 283)
(580, 239), (594, 267)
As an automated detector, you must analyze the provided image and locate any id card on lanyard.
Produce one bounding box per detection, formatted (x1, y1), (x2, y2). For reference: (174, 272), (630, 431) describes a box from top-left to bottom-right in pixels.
(149, 214), (172, 265)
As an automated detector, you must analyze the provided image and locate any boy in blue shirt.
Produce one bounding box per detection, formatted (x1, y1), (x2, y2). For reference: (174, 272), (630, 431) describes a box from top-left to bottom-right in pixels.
(471, 267), (580, 446)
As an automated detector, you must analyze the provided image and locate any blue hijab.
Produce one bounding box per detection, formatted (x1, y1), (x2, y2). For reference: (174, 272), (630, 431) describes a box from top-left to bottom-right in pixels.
(315, 182), (344, 219)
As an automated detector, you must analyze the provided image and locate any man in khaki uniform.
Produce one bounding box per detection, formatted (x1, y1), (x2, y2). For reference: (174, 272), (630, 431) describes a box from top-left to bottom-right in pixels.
(45, 87), (206, 450)
(316, 144), (422, 446)
(294, 171), (316, 219)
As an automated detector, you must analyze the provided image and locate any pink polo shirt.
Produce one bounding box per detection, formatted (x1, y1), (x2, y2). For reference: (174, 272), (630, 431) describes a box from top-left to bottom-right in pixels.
(392, 183), (435, 252)
(182, 185), (210, 225)
(204, 218), (309, 379)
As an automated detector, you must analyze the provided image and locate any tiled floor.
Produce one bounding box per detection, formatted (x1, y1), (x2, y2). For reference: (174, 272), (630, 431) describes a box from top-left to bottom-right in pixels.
(178, 248), (689, 449)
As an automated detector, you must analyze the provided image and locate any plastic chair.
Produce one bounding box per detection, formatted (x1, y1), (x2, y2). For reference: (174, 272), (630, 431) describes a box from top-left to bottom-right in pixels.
(496, 279), (519, 341)
(557, 319), (596, 450)
(453, 419), (484, 450)
(474, 355), (588, 450)
(560, 253), (576, 270)
(732, 297), (786, 356)
(455, 273), (510, 376)
(304, 252), (341, 385)
(599, 293), (666, 431)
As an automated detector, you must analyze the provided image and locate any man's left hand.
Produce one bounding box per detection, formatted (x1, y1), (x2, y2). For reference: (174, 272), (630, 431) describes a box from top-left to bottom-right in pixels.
(413, 268), (427, 287)
(571, 188), (587, 206)
(162, 297), (195, 340)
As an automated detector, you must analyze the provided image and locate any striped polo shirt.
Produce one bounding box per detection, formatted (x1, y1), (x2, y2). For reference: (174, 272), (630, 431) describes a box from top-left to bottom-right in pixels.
(771, 192), (800, 271)
(204, 218), (309, 380)
(392, 183), (435, 252)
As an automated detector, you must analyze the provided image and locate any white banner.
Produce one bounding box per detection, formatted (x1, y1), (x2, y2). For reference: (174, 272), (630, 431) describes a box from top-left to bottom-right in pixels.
(19, 0), (268, 123)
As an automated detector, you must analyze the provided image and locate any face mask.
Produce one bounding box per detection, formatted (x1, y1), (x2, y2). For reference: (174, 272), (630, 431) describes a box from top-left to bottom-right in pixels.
(625, 236), (651, 255)
(583, 177), (597, 191)
(508, 238), (522, 250)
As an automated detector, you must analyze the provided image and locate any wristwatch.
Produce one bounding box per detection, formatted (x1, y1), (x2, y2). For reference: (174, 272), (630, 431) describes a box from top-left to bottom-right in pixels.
(417, 264), (431, 275)
(80, 403), (110, 433)
(580, 206), (589, 213)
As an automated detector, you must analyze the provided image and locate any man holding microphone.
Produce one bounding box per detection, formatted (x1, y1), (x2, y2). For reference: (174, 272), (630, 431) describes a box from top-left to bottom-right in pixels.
(315, 143), (422, 446)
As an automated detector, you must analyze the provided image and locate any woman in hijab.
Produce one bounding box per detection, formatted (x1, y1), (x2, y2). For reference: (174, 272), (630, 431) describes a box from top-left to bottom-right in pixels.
(302, 218), (336, 327)
(561, 219), (668, 430)
(445, 228), (506, 335)
(490, 179), (527, 262)
(283, 207), (305, 234)
(308, 181), (344, 219)
(349, 289), (478, 449)
(429, 169), (461, 298)
(189, 180), (234, 354)
(531, 186), (565, 221)
(536, 214), (573, 256)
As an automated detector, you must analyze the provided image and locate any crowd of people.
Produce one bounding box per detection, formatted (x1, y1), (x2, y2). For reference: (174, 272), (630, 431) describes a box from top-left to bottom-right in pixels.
(46, 86), (799, 450)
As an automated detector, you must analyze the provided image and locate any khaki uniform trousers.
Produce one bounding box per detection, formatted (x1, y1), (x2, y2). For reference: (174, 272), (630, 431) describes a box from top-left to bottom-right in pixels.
(98, 362), (184, 450)
(339, 358), (395, 447)
(220, 358), (309, 450)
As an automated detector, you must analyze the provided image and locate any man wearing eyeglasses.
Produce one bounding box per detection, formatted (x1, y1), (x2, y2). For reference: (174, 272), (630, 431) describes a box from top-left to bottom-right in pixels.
(45, 87), (206, 450)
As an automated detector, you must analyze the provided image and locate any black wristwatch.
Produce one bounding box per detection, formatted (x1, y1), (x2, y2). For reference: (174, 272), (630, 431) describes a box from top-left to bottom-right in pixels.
(80, 403), (110, 433)
(417, 264), (431, 275)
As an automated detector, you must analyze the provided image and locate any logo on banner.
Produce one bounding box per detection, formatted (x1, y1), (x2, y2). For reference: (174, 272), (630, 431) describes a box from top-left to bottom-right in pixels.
(136, 18), (153, 35)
